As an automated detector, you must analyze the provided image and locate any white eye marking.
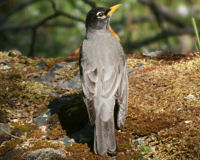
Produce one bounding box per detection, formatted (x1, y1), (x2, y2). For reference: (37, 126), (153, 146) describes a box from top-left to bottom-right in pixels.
(96, 12), (106, 19)
(97, 12), (103, 16)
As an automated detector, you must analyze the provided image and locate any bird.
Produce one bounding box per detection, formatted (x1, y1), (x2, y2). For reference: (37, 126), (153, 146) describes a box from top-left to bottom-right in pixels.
(79, 4), (128, 156)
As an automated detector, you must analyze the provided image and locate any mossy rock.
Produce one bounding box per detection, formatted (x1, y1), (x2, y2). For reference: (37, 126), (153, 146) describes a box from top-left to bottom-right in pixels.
(1, 51), (200, 159)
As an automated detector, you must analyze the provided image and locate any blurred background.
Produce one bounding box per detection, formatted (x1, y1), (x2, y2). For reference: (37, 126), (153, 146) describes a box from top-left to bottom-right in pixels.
(0, 0), (200, 57)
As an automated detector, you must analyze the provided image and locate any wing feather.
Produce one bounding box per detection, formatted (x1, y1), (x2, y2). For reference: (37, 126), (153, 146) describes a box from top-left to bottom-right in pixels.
(116, 60), (129, 129)
(80, 42), (128, 126)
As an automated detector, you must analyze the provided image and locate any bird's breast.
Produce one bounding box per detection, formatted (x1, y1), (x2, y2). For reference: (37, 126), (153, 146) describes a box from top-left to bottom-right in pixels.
(82, 34), (124, 68)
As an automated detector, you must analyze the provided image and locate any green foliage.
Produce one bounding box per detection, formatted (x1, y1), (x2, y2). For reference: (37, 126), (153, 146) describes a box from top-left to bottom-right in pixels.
(1, 0), (200, 57)
(139, 146), (151, 153)
(191, 17), (200, 51)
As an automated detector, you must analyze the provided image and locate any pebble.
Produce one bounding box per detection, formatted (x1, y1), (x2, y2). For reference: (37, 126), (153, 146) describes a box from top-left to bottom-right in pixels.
(0, 64), (11, 70)
(34, 110), (51, 126)
(57, 73), (81, 90)
(134, 136), (147, 148)
(184, 120), (192, 124)
(0, 123), (11, 135)
(184, 94), (195, 100)
(59, 136), (75, 145)
(22, 148), (66, 160)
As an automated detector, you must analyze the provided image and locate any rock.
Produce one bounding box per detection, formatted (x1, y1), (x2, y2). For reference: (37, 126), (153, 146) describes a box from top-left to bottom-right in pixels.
(0, 64), (11, 70)
(49, 61), (76, 73)
(134, 136), (147, 148)
(8, 49), (22, 57)
(34, 110), (51, 126)
(22, 148), (66, 160)
(35, 62), (79, 89)
(184, 120), (192, 124)
(51, 63), (66, 72)
(34, 70), (55, 85)
(34, 96), (72, 126)
(57, 73), (81, 90)
(37, 61), (48, 70)
(34, 63), (65, 84)
(142, 49), (163, 58)
(128, 64), (144, 74)
(184, 94), (195, 100)
(177, 107), (182, 111)
(0, 123), (11, 135)
(59, 136), (75, 145)
(150, 146), (156, 152)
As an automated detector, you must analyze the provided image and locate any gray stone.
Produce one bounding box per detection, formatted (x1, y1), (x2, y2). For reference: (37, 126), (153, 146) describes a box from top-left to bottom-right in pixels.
(34, 63), (65, 84)
(142, 50), (163, 58)
(34, 71), (55, 84)
(50, 63), (65, 72)
(34, 110), (51, 126)
(0, 123), (11, 135)
(22, 148), (66, 160)
(134, 136), (147, 148)
(37, 61), (47, 70)
(0, 64), (11, 70)
(184, 94), (195, 100)
(57, 73), (81, 90)
(34, 62), (79, 88)
(59, 136), (75, 145)
(34, 96), (72, 126)
(128, 64), (144, 74)
(150, 146), (156, 152)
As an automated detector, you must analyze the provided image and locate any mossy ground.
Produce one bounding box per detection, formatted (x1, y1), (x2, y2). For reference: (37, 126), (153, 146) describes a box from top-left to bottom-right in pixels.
(0, 51), (200, 159)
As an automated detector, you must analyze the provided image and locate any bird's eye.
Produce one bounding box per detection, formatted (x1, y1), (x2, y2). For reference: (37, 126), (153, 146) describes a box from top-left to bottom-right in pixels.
(96, 12), (104, 17)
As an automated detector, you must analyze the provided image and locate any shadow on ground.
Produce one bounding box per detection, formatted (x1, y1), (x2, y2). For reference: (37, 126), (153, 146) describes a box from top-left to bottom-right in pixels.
(47, 93), (121, 153)
(47, 93), (94, 144)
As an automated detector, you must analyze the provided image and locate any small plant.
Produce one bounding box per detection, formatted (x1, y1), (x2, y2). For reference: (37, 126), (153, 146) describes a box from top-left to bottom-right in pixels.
(191, 17), (200, 51)
(139, 145), (151, 153)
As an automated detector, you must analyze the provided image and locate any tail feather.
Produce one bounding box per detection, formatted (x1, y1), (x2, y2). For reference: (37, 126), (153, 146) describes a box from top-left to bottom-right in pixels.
(94, 118), (117, 155)
(107, 118), (117, 153)
(93, 97), (117, 155)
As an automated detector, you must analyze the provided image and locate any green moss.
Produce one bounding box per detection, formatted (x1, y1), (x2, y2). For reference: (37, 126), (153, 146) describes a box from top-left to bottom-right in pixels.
(1, 51), (200, 159)
(65, 143), (110, 159)
(25, 140), (63, 152)
(10, 122), (34, 133)
(47, 125), (66, 140)
(0, 109), (8, 123)
(0, 139), (23, 157)
(6, 122), (37, 141)
(20, 81), (52, 104)
(139, 146), (151, 153)
(0, 51), (54, 122)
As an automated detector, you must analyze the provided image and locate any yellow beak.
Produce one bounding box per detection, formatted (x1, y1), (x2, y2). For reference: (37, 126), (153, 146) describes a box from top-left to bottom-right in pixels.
(107, 4), (121, 16)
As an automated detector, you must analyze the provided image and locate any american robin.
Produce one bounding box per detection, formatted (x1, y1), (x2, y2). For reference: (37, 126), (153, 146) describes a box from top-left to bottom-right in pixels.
(80, 4), (128, 156)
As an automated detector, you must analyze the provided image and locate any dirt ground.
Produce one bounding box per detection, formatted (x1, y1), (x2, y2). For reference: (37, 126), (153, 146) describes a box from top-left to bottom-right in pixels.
(0, 51), (200, 160)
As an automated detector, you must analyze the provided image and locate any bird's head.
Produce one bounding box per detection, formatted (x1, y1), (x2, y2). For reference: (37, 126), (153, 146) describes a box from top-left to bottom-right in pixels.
(86, 4), (121, 30)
